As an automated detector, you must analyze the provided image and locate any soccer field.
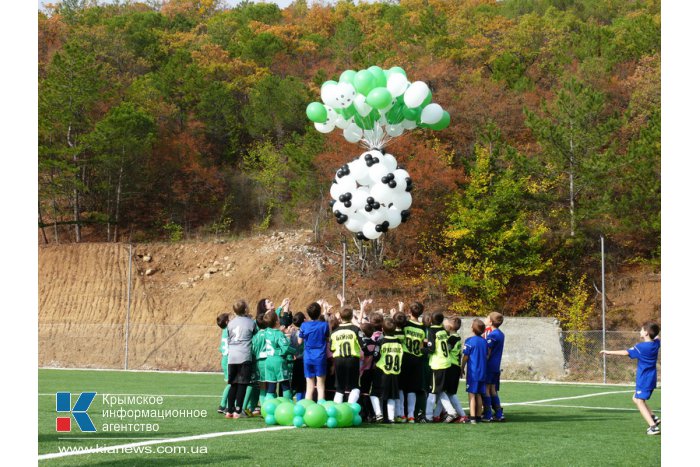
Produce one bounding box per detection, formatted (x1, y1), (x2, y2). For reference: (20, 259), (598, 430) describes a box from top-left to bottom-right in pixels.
(38, 369), (661, 466)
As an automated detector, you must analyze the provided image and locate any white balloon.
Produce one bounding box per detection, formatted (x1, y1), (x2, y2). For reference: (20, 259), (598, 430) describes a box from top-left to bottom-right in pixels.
(370, 183), (393, 205)
(402, 119), (417, 130)
(314, 121), (334, 134)
(368, 163), (390, 184)
(403, 81), (430, 108)
(381, 153), (398, 171)
(353, 94), (372, 117)
(336, 176), (357, 194)
(334, 116), (350, 129)
(356, 185), (371, 197)
(344, 216), (364, 233)
(421, 103), (443, 125)
(387, 207), (402, 229)
(323, 105), (338, 125)
(321, 83), (338, 107)
(392, 174), (407, 192)
(386, 124), (404, 137)
(387, 73), (409, 97)
(332, 200), (353, 216)
(333, 82), (356, 108)
(362, 222), (382, 240)
(348, 159), (369, 185)
(393, 169), (410, 181)
(392, 192), (413, 211)
(343, 123), (363, 143)
(330, 183), (343, 200)
(364, 206), (389, 224)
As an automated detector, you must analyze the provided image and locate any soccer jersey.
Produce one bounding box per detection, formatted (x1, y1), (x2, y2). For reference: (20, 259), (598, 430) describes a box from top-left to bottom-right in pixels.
(485, 328), (505, 373)
(299, 320), (329, 361)
(227, 316), (256, 364)
(402, 320), (426, 357)
(427, 325), (451, 370)
(628, 339), (660, 392)
(330, 323), (363, 358)
(463, 335), (488, 382)
(219, 328), (229, 356)
(263, 328), (292, 382)
(376, 336), (404, 375)
(447, 334), (462, 366)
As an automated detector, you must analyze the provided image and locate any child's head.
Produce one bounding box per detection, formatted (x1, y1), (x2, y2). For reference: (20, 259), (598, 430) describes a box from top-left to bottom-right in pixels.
(641, 321), (660, 340)
(409, 302), (424, 319)
(263, 310), (279, 329)
(329, 315), (340, 332)
(472, 318), (486, 336)
(292, 312), (306, 328)
(256, 312), (267, 330)
(487, 312), (504, 328)
(383, 317), (396, 336)
(257, 298), (273, 316)
(307, 302), (322, 320)
(451, 316), (462, 332)
(216, 313), (230, 329)
(232, 299), (248, 316)
(393, 312), (407, 329)
(422, 312), (432, 326)
(340, 307), (354, 323)
(369, 312), (384, 332)
(431, 311), (444, 326)
(443, 317), (455, 333)
(360, 323), (374, 337)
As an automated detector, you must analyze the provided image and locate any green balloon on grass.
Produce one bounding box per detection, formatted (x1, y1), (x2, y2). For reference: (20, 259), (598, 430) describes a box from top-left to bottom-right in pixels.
(275, 402), (295, 426)
(303, 404), (328, 428)
(265, 414), (277, 425)
(306, 102), (327, 123)
(298, 399), (315, 409)
(339, 70), (357, 84)
(261, 399), (280, 418)
(366, 87), (392, 110)
(367, 66), (387, 87)
(336, 403), (354, 427)
(353, 70), (376, 95)
(352, 414), (362, 426)
(327, 416), (338, 428)
(326, 405), (338, 418)
(349, 402), (362, 415)
(293, 404), (306, 417)
(428, 111), (451, 130)
(293, 415), (305, 428)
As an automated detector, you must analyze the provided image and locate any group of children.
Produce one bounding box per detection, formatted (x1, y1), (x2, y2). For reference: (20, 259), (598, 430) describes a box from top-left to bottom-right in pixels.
(216, 296), (506, 424)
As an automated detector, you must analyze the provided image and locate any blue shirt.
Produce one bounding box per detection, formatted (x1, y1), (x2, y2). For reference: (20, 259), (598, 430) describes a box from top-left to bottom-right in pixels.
(628, 339), (660, 391)
(299, 320), (329, 361)
(463, 335), (488, 382)
(486, 328), (505, 373)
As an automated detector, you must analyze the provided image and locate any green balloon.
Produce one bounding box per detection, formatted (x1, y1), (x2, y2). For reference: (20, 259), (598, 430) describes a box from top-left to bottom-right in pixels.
(352, 414), (363, 426)
(337, 104), (356, 120)
(327, 416), (338, 428)
(403, 106), (420, 120)
(321, 80), (337, 88)
(428, 111), (451, 130)
(293, 415), (305, 428)
(353, 70), (376, 95)
(387, 66), (407, 77)
(293, 404), (306, 417)
(306, 102), (327, 123)
(349, 402), (362, 415)
(421, 89), (432, 107)
(265, 413), (277, 425)
(261, 399), (280, 418)
(298, 399), (315, 409)
(367, 66), (387, 87)
(339, 70), (357, 84)
(386, 104), (406, 124)
(326, 405), (338, 418)
(355, 110), (378, 130)
(303, 403), (328, 428)
(366, 87), (392, 110)
(274, 402), (295, 426)
(336, 403), (354, 427)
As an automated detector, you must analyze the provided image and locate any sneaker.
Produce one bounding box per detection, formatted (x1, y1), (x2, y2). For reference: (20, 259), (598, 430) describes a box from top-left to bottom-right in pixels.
(495, 409), (505, 421)
(252, 408), (261, 416)
(482, 417), (493, 423)
(443, 413), (458, 423)
(432, 416), (442, 423)
(417, 416), (428, 424)
(374, 415), (384, 424)
(456, 416), (469, 423)
(652, 414), (660, 426)
(225, 412), (234, 419)
(244, 408), (254, 418)
(217, 406), (226, 414)
(395, 416), (407, 423)
(407, 417), (415, 424)
(386, 419), (395, 424)
(646, 425), (660, 436)
(469, 417), (478, 425)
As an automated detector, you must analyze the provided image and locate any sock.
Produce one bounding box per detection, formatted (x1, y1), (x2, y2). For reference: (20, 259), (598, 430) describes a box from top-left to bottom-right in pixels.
(348, 388), (361, 404)
(242, 385), (254, 411)
(235, 384), (247, 413)
(416, 391), (427, 418)
(397, 391), (405, 418)
(492, 394), (501, 410)
(283, 390), (292, 400)
(227, 383), (237, 414)
(267, 382), (277, 394)
(407, 392), (417, 419)
(334, 391), (345, 403)
(435, 397), (443, 418)
(370, 396), (383, 418)
(439, 392), (456, 416)
(387, 399), (396, 420)
(220, 384), (231, 408)
(482, 395), (493, 419)
(449, 394), (465, 417)
(426, 393), (436, 419)
(296, 392), (303, 401)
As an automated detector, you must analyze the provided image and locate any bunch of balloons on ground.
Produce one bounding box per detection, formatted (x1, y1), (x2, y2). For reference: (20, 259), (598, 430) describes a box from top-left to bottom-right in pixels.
(261, 395), (362, 428)
(306, 65), (450, 240)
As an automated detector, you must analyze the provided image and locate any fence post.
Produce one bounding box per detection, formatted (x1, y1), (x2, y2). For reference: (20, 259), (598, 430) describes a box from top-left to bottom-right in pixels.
(125, 243), (132, 370)
(601, 236), (607, 384)
(342, 236), (347, 301)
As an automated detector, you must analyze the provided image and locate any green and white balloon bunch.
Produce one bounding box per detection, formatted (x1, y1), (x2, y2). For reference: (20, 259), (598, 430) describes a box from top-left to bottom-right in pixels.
(307, 66), (449, 240)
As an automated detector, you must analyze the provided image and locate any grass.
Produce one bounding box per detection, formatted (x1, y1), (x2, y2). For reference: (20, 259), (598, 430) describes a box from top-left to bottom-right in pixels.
(38, 369), (661, 466)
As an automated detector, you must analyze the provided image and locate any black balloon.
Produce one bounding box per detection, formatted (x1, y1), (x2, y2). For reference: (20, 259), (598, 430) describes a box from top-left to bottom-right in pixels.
(334, 210), (341, 217)
(373, 202), (380, 209)
(364, 153), (373, 161)
(373, 157), (380, 164)
(367, 197), (375, 203)
(381, 176), (388, 184)
(344, 201), (352, 208)
(388, 180), (397, 188)
(345, 192), (352, 199)
(375, 224), (383, 232)
(405, 185), (413, 192)
(365, 204), (372, 212)
(356, 232), (367, 240)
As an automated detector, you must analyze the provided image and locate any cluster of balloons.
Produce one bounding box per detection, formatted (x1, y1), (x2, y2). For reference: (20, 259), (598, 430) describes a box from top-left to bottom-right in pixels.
(330, 149), (412, 240)
(306, 66), (450, 148)
(261, 396), (362, 428)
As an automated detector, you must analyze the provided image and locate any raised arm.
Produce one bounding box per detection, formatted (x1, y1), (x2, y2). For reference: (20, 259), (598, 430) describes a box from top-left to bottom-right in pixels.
(600, 349), (629, 356)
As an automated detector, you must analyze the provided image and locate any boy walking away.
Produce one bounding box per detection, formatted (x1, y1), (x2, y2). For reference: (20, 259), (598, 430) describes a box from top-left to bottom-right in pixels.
(226, 300), (257, 419)
(600, 321), (661, 435)
(216, 313), (231, 414)
(298, 302), (330, 401)
(370, 317), (404, 423)
(330, 307), (368, 404)
(483, 312), (506, 422)
(426, 311), (460, 423)
(462, 318), (488, 424)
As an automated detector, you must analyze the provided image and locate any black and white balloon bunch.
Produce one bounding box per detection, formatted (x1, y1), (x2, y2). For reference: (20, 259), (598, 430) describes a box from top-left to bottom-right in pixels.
(330, 149), (413, 240)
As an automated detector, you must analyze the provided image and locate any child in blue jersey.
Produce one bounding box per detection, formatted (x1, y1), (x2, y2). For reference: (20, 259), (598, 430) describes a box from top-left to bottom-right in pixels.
(298, 302), (330, 400)
(462, 318), (488, 424)
(216, 313), (231, 414)
(483, 312), (505, 422)
(601, 321), (661, 435)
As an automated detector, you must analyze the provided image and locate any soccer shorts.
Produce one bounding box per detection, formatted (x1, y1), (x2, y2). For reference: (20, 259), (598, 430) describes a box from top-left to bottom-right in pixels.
(291, 358), (305, 393)
(304, 356), (327, 378)
(334, 357), (361, 392)
(264, 356), (291, 383)
(371, 370), (400, 400)
(227, 361), (253, 385)
(400, 354), (425, 393)
(485, 370), (501, 387)
(466, 376), (486, 394)
(444, 364), (461, 395)
(634, 388), (654, 400)
(429, 368), (448, 394)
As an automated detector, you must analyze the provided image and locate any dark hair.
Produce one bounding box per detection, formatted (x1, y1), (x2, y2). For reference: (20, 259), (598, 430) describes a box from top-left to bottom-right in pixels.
(431, 311), (444, 325)
(383, 317), (396, 336)
(233, 299), (248, 316)
(488, 312), (504, 328)
(472, 318), (485, 336)
(216, 313), (229, 329)
(263, 310), (279, 329)
(256, 312), (267, 330)
(422, 313), (432, 326)
(394, 312), (407, 329)
(643, 321), (660, 340)
(329, 315), (340, 331)
(409, 302), (424, 319)
(370, 312), (384, 332)
(451, 317), (462, 331)
(340, 307), (354, 322)
(257, 298), (269, 316)
(360, 323), (374, 337)
(292, 312), (306, 327)
(307, 302), (322, 320)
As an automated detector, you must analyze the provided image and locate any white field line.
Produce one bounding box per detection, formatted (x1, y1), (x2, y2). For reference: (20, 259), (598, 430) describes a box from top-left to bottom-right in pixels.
(39, 393), (220, 398)
(38, 426), (295, 461)
(39, 367), (221, 375)
(523, 403), (660, 412)
(502, 390), (631, 406)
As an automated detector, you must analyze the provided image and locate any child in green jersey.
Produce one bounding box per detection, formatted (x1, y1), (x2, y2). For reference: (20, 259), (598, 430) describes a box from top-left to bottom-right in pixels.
(370, 317), (404, 423)
(426, 311), (459, 423)
(444, 317), (467, 422)
(261, 311), (294, 399)
(216, 313), (231, 414)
